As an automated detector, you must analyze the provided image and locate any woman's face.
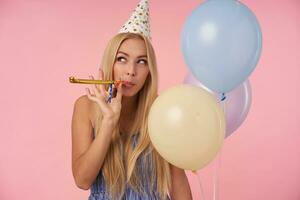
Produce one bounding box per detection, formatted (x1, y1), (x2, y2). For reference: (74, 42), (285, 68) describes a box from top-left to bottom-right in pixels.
(113, 37), (150, 97)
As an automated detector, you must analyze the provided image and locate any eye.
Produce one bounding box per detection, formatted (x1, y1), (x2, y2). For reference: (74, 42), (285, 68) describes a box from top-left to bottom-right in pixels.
(138, 59), (148, 65)
(116, 56), (126, 62)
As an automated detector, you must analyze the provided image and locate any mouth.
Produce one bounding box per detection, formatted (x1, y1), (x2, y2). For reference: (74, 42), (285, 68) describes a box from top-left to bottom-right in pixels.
(123, 82), (136, 88)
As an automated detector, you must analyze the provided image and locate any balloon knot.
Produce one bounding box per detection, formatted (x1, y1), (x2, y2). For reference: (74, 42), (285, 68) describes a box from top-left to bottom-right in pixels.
(221, 93), (226, 101)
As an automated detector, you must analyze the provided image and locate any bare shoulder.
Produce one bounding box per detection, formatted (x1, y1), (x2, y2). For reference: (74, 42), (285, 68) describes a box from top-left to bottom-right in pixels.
(71, 94), (95, 165)
(72, 94), (93, 134)
(73, 94), (97, 126)
(74, 94), (91, 110)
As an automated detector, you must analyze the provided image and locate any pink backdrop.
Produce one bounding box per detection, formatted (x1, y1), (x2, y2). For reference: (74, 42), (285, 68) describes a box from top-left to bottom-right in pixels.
(1, 0), (299, 199)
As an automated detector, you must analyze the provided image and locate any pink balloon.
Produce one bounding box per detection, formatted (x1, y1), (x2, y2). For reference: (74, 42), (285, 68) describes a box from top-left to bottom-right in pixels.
(183, 73), (252, 138)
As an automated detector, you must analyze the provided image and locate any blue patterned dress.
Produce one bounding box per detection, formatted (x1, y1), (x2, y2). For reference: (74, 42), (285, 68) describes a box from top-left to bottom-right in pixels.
(88, 130), (170, 200)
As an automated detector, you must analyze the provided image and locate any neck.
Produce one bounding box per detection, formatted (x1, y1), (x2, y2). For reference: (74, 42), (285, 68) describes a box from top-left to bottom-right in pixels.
(120, 94), (138, 119)
(119, 95), (138, 136)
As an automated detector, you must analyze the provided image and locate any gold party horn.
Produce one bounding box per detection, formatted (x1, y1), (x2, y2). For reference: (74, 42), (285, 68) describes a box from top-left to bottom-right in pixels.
(69, 76), (125, 85)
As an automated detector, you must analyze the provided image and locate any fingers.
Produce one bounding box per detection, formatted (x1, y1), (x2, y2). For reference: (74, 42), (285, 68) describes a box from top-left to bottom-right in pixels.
(90, 74), (110, 99)
(85, 87), (98, 102)
(98, 68), (107, 95)
(116, 82), (123, 102)
(89, 75), (102, 98)
(87, 71), (123, 105)
(113, 74), (124, 102)
(86, 87), (111, 113)
(112, 84), (117, 98)
(114, 74), (125, 88)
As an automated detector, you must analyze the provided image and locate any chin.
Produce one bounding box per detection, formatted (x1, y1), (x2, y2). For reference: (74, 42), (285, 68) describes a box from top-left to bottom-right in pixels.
(121, 85), (140, 97)
(122, 91), (138, 97)
(122, 88), (140, 97)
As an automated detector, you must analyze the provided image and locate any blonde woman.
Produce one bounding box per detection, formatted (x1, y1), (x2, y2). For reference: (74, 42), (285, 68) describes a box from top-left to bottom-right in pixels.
(71, 32), (193, 200)
(71, 0), (192, 199)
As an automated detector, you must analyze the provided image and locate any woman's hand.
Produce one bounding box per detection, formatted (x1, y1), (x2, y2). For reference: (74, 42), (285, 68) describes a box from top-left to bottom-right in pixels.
(85, 68), (123, 127)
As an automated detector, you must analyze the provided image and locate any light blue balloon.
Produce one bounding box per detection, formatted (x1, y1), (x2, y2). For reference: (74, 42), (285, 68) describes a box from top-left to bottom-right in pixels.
(181, 0), (262, 93)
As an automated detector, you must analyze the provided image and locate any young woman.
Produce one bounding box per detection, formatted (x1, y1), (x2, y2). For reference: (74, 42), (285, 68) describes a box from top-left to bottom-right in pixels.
(71, 32), (193, 200)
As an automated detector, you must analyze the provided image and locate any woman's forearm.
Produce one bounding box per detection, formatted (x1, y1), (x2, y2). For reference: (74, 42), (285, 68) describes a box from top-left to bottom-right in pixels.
(172, 175), (193, 200)
(73, 119), (115, 190)
(169, 165), (193, 200)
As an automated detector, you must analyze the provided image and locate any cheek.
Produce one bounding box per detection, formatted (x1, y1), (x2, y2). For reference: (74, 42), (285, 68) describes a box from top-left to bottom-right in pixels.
(138, 69), (150, 83)
(143, 69), (150, 79)
(113, 64), (123, 79)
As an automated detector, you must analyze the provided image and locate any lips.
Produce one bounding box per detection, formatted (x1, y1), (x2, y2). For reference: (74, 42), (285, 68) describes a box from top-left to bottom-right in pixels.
(123, 82), (135, 88)
(115, 80), (134, 87)
(124, 84), (134, 88)
(122, 80), (135, 86)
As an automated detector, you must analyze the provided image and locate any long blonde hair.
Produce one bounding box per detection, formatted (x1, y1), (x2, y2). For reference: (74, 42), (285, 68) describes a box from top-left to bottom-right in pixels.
(93, 32), (171, 200)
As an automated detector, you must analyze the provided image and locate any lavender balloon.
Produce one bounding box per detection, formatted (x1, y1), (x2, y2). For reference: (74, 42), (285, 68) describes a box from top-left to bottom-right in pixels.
(183, 73), (252, 138)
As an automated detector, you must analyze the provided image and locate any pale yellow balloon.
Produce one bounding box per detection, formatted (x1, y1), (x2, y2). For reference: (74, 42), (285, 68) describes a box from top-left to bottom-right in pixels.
(148, 84), (225, 170)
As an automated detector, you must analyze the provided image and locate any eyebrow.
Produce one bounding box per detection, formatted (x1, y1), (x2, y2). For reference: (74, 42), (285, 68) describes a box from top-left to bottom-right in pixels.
(117, 51), (147, 58)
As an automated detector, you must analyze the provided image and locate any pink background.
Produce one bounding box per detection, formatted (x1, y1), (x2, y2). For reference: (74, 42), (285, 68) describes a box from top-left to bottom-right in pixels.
(1, 0), (299, 199)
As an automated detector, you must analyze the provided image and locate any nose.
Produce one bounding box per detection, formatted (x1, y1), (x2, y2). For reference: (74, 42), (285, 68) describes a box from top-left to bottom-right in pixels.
(125, 62), (136, 77)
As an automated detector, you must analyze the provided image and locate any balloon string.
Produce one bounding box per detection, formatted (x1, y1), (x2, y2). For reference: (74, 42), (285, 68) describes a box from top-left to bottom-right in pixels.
(195, 172), (206, 200)
(212, 100), (225, 200)
(213, 145), (223, 200)
(194, 93), (225, 200)
(221, 97), (226, 116)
